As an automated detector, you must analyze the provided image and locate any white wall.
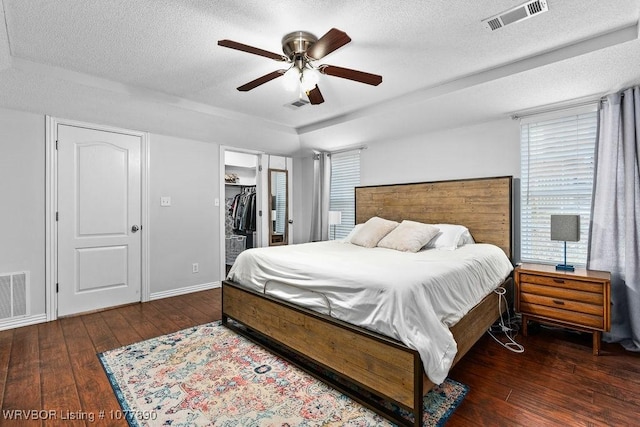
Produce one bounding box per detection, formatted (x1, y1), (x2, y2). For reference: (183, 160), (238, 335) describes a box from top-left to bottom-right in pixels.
(149, 134), (220, 296)
(0, 108), (45, 318)
(361, 119), (520, 186)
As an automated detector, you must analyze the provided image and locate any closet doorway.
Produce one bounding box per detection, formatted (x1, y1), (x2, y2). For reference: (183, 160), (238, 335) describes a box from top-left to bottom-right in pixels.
(221, 148), (262, 277)
(219, 148), (294, 279)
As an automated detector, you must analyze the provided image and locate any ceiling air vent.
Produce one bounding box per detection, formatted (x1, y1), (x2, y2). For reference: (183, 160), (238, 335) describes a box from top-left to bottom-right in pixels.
(482, 0), (548, 31)
(284, 98), (309, 109)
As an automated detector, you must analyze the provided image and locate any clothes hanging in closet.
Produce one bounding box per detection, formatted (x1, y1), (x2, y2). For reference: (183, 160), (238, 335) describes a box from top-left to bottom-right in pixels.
(230, 186), (256, 232)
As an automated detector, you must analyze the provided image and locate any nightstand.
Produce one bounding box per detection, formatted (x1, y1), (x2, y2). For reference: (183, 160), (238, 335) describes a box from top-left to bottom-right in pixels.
(515, 263), (611, 355)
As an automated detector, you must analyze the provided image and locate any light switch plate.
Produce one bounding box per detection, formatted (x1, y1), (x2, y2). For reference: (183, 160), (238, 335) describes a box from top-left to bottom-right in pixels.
(160, 196), (171, 207)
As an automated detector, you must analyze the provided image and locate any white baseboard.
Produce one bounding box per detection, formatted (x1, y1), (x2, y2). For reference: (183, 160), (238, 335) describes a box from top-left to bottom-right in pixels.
(0, 313), (48, 332)
(150, 281), (221, 301)
(0, 282), (221, 331)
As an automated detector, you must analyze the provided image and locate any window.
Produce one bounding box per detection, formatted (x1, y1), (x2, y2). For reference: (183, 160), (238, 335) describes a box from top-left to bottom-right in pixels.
(520, 107), (598, 265)
(329, 151), (360, 240)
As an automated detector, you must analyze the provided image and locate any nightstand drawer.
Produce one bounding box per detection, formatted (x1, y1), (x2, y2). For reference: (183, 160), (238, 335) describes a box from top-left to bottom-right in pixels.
(519, 283), (603, 306)
(519, 292), (603, 316)
(518, 273), (603, 293)
(520, 302), (605, 330)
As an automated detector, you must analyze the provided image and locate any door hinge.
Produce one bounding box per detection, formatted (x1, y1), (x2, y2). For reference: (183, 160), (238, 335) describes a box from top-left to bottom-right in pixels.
(55, 140), (58, 150)
(56, 283), (59, 293)
(56, 212), (59, 221)
(258, 165), (263, 172)
(259, 210), (262, 217)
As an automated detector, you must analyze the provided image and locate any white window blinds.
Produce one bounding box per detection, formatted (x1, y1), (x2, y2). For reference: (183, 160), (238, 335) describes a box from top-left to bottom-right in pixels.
(329, 151), (360, 240)
(520, 108), (597, 265)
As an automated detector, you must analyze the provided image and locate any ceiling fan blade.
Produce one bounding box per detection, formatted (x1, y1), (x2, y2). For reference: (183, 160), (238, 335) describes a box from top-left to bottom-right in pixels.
(319, 65), (382, 86)
(306, 85), (325, 105)
(237, 70), (287, 92)
(306, 28), (351, 60)
(218, 39), (287, 62)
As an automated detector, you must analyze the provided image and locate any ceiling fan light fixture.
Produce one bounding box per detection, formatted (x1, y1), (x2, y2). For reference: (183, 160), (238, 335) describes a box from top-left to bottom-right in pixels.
(300, 68), (320, 92)
(282, 67), (300, 91)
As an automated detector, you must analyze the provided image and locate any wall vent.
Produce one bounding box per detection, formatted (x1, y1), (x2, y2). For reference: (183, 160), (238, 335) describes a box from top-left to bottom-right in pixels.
(482, 0), (548, 31)
(0, 271), (29, 320)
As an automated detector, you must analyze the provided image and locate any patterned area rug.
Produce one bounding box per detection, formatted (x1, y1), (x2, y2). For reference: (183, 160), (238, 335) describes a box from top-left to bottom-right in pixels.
(98, 321), (468, 426)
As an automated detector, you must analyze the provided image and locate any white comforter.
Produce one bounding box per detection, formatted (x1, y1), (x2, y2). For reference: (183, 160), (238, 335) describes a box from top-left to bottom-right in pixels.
(227, 241), (513, 384)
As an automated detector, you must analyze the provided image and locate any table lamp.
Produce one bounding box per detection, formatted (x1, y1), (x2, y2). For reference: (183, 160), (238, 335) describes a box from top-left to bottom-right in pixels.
(328, 211), (342, 240)
(550, 214), (580, 271)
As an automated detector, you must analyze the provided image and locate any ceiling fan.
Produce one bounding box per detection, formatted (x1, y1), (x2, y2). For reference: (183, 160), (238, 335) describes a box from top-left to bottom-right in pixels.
(218, 28), (382, 105)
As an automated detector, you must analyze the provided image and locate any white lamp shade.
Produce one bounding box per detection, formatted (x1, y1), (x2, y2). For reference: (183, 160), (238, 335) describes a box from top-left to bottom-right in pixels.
(328, 211), (342, 225)
(282, 67), (301, 91)
(300, 68), (320, 92)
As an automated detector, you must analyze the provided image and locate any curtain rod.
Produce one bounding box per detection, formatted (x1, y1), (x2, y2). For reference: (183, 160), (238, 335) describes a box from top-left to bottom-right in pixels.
(328, 145), (368, 155)
(511, 98), (600, 120)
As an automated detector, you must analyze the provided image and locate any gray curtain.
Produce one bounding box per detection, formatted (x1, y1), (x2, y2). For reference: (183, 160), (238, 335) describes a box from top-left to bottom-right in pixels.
(309, 152), (331, 242)
(588, 86), (640, 351)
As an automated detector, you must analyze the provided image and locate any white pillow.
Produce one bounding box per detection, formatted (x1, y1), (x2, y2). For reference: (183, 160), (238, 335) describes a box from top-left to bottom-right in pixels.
(426, 224), (473, 250)
(377, 220), (440, 252)
(349, 217), (399, 248)
(460, 229), (475, 246)
(343, 223), (364, 243)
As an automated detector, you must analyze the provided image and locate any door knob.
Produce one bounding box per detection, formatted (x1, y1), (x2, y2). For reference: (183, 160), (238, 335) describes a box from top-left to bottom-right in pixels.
(131, 225), (140, 233)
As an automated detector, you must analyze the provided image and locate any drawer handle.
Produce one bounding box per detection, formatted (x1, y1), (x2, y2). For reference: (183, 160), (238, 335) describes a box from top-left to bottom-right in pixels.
(552, 299), (565, 305)
(553, 278), (565, 284)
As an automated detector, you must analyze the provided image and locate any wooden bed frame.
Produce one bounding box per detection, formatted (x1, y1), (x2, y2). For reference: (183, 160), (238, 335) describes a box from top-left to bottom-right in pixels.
(222, 176), (513, 426)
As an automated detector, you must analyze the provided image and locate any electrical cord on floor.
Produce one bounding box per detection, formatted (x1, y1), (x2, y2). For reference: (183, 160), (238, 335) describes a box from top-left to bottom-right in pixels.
(487, 286), (525, 353)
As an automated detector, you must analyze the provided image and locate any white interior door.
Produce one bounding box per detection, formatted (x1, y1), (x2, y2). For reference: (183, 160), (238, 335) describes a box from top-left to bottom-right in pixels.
(57, 124), (142, 316)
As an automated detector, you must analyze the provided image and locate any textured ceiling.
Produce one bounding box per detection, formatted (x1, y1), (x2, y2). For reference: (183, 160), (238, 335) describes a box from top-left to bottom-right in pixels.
(1, 0), (639, 153)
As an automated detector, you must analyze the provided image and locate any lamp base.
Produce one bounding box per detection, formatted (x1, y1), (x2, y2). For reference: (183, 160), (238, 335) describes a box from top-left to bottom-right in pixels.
(555, 263), (575, 272)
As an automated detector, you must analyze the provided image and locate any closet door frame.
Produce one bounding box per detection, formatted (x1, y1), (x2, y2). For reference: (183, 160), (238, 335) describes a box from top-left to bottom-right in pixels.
(219, 146), (263, 281)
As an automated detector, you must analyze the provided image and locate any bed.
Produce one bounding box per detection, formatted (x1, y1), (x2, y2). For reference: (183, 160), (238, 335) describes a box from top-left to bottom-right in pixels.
(222, 176), (514, 426)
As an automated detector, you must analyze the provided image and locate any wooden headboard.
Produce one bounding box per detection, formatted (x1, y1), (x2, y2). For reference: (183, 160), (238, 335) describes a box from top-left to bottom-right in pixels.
(355, 176), (513, 259)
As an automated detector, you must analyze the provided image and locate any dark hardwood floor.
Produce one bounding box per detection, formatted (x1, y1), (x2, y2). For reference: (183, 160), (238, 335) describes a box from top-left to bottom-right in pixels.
(1, 288), (638, 426)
